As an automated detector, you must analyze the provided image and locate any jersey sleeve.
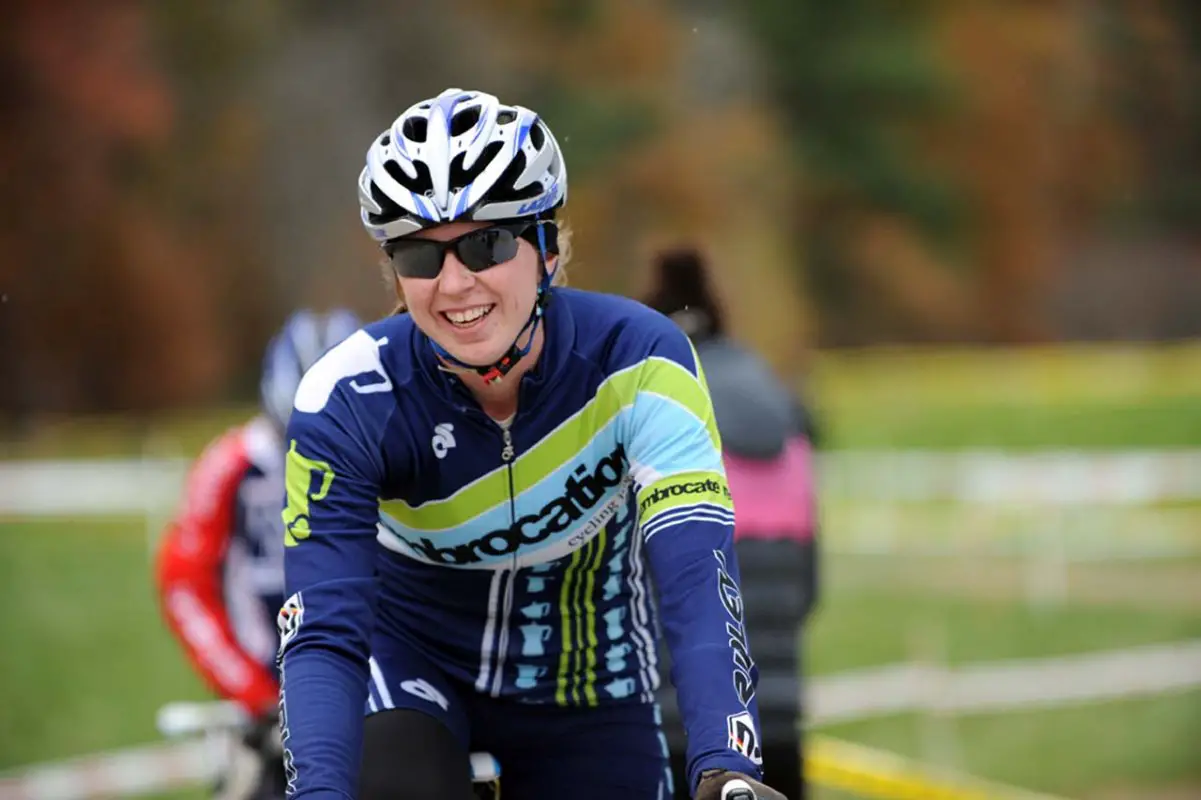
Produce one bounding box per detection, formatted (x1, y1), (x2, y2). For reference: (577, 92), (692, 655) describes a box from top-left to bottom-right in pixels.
(277, 332), (395, 799)
(155, 429), (280, 717)
(623, 319), (765, 793)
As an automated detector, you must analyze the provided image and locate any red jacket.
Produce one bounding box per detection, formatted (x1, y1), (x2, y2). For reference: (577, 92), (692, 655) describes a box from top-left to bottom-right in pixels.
(154, 417), (286, 717)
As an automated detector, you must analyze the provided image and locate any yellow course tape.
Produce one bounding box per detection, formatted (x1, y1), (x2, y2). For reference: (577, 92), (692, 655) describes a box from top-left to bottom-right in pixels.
(806, 735), (1073, 800)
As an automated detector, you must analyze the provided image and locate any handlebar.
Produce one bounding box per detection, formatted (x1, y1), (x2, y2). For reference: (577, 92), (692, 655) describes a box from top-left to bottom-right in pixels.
(721, 778), (758, 800)
(157, 700), (250, 739)
(155, 700), (501, 786)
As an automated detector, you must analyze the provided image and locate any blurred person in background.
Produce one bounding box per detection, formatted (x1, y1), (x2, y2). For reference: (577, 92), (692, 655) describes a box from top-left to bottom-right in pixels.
(645, 247), (819, 800)
(154, 309), (362, 800)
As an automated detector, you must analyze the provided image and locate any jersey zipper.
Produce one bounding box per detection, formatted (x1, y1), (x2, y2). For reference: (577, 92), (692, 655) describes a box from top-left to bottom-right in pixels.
(489, 422), (518, 696)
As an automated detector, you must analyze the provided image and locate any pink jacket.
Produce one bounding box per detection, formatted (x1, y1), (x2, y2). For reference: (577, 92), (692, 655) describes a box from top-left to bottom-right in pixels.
(723, 435), (816, 543)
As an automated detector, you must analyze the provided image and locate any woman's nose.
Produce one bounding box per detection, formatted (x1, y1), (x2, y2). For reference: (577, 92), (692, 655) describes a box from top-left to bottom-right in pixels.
(438, 251), (477, 294)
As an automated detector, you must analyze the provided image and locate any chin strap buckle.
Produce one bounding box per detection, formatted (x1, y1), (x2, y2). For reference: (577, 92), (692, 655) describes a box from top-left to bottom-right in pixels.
(478, 355), (514, 385)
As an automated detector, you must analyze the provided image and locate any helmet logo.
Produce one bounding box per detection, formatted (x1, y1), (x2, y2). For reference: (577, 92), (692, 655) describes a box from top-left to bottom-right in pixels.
(516, 183), (560, 216)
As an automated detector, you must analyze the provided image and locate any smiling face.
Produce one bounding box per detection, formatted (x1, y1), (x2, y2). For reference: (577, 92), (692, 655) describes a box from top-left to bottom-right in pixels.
(396, 221), (551, 367)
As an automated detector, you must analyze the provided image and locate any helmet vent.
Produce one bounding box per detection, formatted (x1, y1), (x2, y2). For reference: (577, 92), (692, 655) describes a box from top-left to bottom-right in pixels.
(492, 152), (542, 202)
(528, 122), (546, 149)
(401, 116), (428, 143)
(448, 141), (505, 191)
(381, 159), (432, 198)
(450, 106), (482, 136)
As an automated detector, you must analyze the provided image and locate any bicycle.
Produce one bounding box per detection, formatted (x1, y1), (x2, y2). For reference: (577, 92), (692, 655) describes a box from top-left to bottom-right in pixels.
(155, 700), (501, 799)
(157, 699), (766, 799)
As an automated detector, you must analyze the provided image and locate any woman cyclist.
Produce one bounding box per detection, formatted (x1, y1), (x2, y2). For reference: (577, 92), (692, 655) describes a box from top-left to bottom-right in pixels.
(155, 308), (361, 800)
(278, 88), (789, 800)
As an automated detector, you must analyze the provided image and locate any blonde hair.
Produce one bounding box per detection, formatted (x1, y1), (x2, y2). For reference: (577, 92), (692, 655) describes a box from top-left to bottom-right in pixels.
(383, 222), (573, 314)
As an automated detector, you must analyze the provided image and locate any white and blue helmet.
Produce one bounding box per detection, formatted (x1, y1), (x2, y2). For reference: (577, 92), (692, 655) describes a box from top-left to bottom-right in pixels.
(358, 88), (568, 242)
(260, 308), (362, 431)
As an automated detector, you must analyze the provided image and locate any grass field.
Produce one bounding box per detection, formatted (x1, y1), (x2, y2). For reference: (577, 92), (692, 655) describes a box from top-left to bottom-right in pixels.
(808, 554), (1201, 798)
(3, 516), (1199, 798)
(5, 341), (1201, 459)
(0, 517), (210, 770)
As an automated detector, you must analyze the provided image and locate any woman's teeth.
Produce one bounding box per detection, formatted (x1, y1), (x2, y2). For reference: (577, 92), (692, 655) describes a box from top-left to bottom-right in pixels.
(444, 305), (494, 327)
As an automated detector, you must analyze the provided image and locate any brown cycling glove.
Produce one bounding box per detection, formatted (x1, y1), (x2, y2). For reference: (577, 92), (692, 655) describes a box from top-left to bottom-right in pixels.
(694, 770), (789, 800)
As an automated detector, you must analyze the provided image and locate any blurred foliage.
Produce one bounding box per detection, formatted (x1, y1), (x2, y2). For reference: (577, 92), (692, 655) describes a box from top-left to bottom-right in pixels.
(2, 0), (1199, 419)
(739, 0), (1201, 345)
(736, 0), (961, 345)
(0, 1), (274, 420)
(1101, 0), (1201, 229)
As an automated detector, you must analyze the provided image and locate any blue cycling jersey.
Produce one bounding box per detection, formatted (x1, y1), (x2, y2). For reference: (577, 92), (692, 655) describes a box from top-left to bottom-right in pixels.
(278, 288), (763, 797)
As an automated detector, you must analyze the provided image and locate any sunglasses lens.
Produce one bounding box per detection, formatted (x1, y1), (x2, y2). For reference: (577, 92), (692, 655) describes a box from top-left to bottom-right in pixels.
(456, 227), (520, 272)
(386, 225), (528, 278)
(387, 241), (445, 279)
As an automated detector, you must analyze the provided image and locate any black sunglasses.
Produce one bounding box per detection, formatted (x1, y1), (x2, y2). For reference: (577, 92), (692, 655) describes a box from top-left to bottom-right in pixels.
(384, 221), (558, 280)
